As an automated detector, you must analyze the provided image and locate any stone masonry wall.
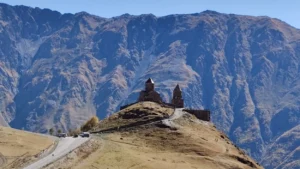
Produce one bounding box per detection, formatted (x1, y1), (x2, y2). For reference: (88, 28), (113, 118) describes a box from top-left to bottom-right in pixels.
(183, 109), (210, 121)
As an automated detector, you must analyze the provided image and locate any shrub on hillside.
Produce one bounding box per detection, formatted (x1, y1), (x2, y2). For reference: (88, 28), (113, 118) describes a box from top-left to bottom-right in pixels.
(68, 128), (81, 136)
(49, 128), (54, 135)
(81, 116), (99, 132)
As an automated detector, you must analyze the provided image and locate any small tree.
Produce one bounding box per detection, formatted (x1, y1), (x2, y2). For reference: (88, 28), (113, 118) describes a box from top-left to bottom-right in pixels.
(49, 128), (54, 135)
(57, 129), (62, 134)
(81, 116), (99, 132)
(68, 128), (81, 136)
(68, 129), (73, 136)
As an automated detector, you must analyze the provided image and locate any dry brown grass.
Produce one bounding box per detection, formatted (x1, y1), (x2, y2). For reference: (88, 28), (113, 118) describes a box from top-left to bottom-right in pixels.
(94, 102), (174, 131)
(48, 103), (262, 169)
(0, 126), (54, 169)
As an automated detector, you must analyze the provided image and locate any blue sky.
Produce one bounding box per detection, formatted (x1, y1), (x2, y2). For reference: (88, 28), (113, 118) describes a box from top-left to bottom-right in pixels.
(1, 0), (299, 28)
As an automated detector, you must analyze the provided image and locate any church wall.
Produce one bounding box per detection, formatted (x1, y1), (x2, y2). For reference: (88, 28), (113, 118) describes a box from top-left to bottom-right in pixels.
(183, 109), (210, 121)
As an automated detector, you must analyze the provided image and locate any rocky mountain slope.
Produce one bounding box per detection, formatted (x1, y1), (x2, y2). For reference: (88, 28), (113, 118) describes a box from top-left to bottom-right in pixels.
(0, 3), (299, 168)
(46, 102), (263, 169)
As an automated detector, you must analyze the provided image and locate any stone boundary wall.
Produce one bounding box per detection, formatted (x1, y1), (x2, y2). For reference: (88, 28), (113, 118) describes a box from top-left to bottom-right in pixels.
(160, 102), (176, 108)
(120, 102), (138, 110)
(183, 109), (210, 121)
(120, 101), (175, 110)
(120, 102), (210, 122)
(91, 116), (164, 134)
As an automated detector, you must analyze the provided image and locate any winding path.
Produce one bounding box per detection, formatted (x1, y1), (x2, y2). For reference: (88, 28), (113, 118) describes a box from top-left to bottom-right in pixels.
(23, 137), (89, 169)
(162, 108), (185, 128)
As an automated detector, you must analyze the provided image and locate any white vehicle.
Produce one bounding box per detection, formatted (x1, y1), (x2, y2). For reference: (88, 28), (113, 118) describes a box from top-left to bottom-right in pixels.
(81, 132), (90, 137)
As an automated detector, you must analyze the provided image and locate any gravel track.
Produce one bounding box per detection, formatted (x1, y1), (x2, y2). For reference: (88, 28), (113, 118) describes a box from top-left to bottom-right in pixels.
(23, 137), (89, 169)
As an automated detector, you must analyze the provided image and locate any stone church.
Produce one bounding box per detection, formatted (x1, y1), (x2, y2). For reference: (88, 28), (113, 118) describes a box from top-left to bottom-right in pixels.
(120, 78), (210, 121)
(137, 78), (184, 108)
(137, 78), (163, 103)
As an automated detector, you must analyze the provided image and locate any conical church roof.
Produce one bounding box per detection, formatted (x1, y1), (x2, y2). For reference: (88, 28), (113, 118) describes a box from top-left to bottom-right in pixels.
(146, 78), (154, 84)
(174, 84), (181, 91)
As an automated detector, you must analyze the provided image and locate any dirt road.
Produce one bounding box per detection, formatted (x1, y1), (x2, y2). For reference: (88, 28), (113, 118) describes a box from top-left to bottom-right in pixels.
(23, 137), (89, 169)
(162, 108), (184, 128)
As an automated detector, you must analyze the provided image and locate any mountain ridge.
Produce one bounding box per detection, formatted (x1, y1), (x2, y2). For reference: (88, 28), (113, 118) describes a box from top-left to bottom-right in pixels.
(0, 3), (299, 169)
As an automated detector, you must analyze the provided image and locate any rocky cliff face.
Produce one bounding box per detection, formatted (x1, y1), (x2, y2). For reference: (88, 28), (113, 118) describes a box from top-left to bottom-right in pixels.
(0, 3), (299, 169)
